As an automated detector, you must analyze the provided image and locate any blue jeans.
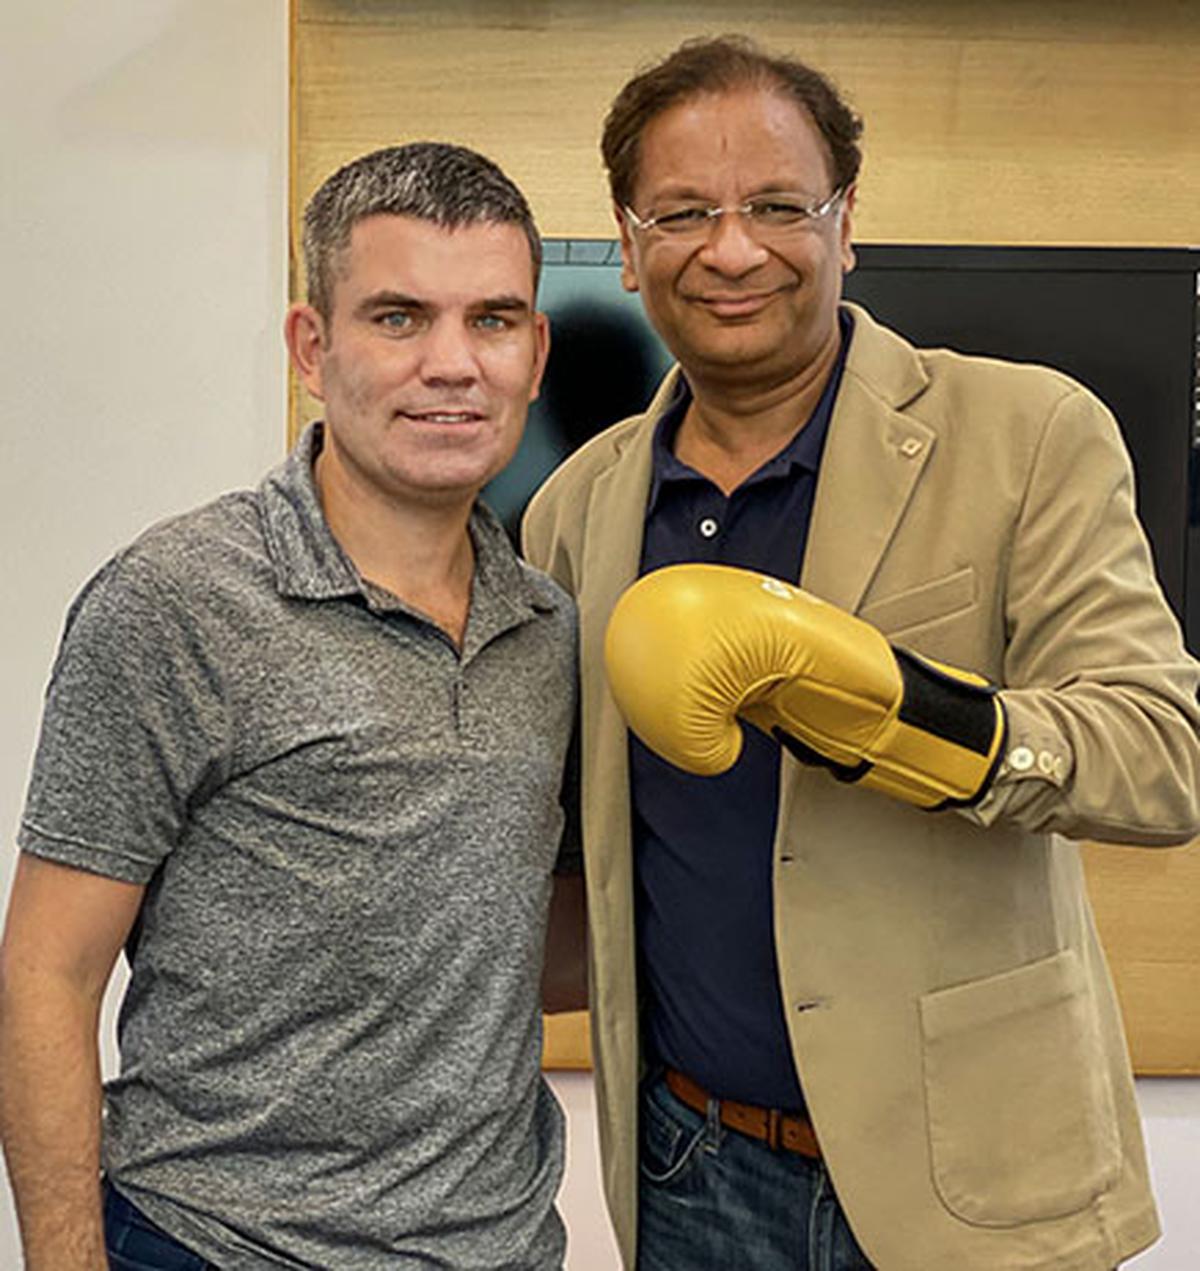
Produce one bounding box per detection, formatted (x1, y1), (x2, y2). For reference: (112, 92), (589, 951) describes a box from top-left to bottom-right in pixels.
(637, 1073), (875, 1270)
(104, 1183), (215, 1271)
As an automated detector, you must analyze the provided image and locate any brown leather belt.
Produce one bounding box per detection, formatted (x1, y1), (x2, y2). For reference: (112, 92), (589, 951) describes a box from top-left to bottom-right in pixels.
(664, 1068), (821, 1158)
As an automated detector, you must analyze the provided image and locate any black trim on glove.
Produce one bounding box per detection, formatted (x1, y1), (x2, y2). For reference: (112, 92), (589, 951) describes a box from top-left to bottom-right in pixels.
(893, 647), (998, 756)
(772, 728), (873, 784)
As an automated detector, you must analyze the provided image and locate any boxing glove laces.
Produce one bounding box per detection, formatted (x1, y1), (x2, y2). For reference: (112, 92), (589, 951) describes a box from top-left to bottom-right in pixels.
(603, 563), (1006, 810)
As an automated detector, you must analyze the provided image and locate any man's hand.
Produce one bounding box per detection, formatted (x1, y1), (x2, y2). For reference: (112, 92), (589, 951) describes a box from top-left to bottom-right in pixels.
(604, 563), (1005, 809)
(0, 854), (144, 1270)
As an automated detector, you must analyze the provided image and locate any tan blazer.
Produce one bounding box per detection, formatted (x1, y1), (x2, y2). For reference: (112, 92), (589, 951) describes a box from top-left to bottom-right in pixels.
(522, 303), (1200, 1270)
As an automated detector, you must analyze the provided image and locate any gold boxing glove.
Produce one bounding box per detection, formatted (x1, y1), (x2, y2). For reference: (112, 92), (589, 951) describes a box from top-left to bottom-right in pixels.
(603, 563), (1006, 810)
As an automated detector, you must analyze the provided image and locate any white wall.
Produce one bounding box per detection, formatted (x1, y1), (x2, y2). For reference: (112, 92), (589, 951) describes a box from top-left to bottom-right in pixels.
(548, 1071), (622, 1269)
(0, 0), (289, 1263)
(0, 5), (1194, 1271)
(1131, 1080), (1200, 1269)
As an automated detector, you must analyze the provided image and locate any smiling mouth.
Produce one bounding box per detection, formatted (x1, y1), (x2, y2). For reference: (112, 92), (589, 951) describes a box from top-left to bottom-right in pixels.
(400, 409), (485, 424)
(690, 290), (782, 318)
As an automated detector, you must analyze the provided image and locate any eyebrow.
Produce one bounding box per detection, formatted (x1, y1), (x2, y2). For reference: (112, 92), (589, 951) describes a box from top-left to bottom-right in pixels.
(644, 182), (824, 203)
(355, 290), (532, 317)
(475, 294), (533, 315)
(640, 183), (708, 205)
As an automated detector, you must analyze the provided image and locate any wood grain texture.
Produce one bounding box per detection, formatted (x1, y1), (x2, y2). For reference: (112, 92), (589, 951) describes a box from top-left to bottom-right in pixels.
(542, 1011), (591, 1070)
(1081, 839), (1200, 1075)
(294, 0), (1200, 243)
(292, 0), (1200, 1072)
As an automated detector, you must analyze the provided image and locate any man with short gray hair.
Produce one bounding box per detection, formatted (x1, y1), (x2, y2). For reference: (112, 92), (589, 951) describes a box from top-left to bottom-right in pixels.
(0, 142), (580, 1270)
(301, 141), (544, 321)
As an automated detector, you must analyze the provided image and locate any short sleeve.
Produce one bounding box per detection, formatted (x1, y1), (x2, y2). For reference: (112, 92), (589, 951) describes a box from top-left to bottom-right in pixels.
(18, 550), (230, 883)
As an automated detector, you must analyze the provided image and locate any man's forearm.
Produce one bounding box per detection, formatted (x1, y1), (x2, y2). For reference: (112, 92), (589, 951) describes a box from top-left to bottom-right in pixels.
(0, 968), (108, 1270)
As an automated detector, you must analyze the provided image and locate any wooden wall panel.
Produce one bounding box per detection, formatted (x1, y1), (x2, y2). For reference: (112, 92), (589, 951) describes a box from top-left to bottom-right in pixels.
(292, 0), (1200, 1072)
(543, 1011), (591, 1071)
(294, 0), (1200, 246)
(1081, 841), (1200, 1075)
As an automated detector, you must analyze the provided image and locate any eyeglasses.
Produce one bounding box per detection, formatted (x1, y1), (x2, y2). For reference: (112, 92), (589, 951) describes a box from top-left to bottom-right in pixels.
(622, 189), (846, 242)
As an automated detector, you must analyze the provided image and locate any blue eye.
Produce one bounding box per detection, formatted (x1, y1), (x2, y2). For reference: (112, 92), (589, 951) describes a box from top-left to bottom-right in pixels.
(380, 311), (413, 330)
(474, 313), (512, 331)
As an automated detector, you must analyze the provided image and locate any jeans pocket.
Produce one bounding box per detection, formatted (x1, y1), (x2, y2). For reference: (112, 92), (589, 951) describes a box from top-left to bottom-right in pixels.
(639, 1082), (708, 1186)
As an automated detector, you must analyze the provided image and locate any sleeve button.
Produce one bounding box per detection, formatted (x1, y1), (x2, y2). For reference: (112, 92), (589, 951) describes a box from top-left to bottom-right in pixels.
(1008, 745), (1035, 772)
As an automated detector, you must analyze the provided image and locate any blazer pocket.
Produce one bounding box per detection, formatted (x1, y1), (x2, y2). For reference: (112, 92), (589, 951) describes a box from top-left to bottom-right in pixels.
(919, 949), (1120, 1227)
(857, 566), (977, 640)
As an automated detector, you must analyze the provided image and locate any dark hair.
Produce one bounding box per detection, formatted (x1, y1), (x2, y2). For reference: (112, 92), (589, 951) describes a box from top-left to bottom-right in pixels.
(302, 142), (542, 320)
(601, 35), (863, 208)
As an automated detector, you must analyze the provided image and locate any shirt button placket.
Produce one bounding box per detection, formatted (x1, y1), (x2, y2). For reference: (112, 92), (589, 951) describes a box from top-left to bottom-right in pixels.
(455, 674), (475, 747)
(451, 675), (463, 740)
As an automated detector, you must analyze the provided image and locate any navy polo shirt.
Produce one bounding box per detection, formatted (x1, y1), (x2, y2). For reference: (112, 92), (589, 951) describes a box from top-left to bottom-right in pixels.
(632, 312), (852, 1111)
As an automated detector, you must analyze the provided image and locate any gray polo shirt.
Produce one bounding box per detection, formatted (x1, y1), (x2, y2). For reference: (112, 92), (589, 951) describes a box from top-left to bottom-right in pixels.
(19, 424), (577, 1269)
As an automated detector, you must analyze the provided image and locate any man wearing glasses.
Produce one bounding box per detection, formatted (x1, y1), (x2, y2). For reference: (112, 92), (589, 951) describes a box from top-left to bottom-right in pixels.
(523, 34), (1199, 1271)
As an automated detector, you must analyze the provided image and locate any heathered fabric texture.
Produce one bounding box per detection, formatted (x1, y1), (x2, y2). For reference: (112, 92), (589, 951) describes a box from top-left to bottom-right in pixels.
(19, 424), (577, 1270)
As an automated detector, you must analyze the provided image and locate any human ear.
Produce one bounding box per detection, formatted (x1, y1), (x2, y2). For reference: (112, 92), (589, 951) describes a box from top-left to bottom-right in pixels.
(615, 204), (641, 294)
(284, 303), (328, 400)
(839, 184), (858, 275)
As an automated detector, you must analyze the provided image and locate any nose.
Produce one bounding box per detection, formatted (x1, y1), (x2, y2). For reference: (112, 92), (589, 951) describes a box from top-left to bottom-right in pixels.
(420, 317), (479, 385)
(697, 208), (770, 277)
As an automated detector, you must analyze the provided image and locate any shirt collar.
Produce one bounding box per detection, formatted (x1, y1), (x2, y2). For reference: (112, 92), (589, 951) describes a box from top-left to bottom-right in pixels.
(258, 421), (549, 619)
(648, 308), (854, 511)
(258, 422), (362, 601)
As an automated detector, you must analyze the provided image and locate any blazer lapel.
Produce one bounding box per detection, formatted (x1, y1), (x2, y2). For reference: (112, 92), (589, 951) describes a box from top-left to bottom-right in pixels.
(578, 372), (676, 662)
(802, 305), (935, 614)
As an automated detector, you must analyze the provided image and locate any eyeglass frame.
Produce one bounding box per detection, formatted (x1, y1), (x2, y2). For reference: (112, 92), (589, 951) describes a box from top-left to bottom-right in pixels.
(621, 187), (848, 240)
